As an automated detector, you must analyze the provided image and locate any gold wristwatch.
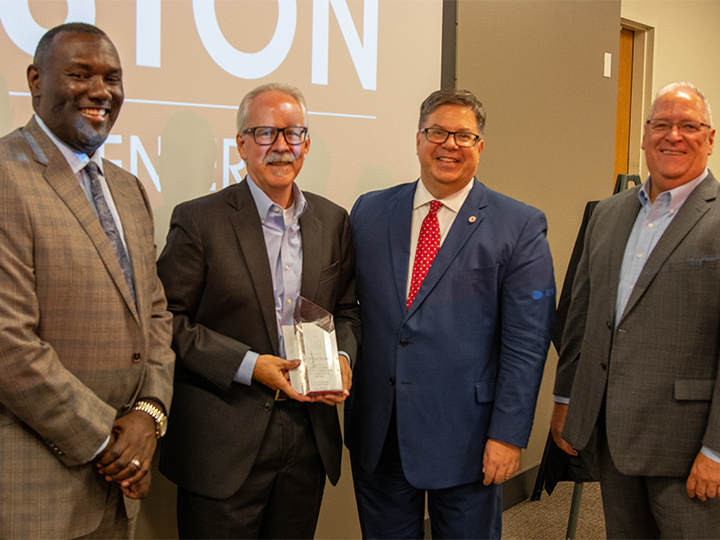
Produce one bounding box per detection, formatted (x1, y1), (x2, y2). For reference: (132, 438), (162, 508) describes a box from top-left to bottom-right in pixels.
(133, 400), (167, 438)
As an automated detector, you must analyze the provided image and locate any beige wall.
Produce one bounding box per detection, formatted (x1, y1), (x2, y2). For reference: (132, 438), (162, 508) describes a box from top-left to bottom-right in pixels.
(622, 0), (720, 176)
(456, 0), (622, 474)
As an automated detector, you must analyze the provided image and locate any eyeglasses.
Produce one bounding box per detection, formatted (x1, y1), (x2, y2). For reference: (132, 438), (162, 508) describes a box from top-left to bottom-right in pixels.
(422, 128), (481, 147)
(646, 119), (712, 134)
(243, 126), (308, 146)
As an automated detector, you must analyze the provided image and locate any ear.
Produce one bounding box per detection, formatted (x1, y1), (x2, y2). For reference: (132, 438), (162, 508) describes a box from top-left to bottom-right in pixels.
(708, 128), (715, 156)
(236, 133), (247, 160)
(301, 136), (310, 156)
(27, 64), (41, 97)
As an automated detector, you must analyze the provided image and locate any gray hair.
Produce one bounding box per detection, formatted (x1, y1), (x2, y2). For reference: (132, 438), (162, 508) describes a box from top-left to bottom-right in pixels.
(650, 82), (713, 126)
(236, 83), (309, 134)
(418, 88), (486, 137)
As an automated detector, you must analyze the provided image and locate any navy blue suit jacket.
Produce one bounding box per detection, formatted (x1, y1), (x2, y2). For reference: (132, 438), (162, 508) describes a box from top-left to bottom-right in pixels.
(345, 179), (555, 489)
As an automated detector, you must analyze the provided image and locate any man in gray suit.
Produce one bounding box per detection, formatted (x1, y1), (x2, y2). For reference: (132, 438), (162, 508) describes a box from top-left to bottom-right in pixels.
(552, 82), (720, 538)
(157, 83), (359, 539)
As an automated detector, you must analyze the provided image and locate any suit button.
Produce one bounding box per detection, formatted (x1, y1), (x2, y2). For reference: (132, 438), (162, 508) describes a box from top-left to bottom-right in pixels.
(132, 353), (141, 363)
(388, 378), (396, 386)
(606, 321), (612, 329)
(601, 363), (607, 371)
(263, 402), (272, 412)
(399, 339), (409, 347)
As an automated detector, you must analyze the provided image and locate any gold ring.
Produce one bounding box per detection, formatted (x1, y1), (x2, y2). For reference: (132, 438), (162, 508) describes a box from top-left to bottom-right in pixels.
(130, 458), (141, 469)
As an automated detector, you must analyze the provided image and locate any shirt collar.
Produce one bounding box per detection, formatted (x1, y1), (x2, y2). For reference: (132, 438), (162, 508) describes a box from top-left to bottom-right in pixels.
(413, 176), (474, 213)
(638, 168), (709, 210)
(245, 175), (307, 224)
(34, 114), (104, 175)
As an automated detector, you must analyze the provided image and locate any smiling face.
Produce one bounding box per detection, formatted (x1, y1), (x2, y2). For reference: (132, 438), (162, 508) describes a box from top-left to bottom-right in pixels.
(236, 90), (310, 208)
(642, 88), (715, 200)
(27, 31), (123, 155)
(416, 104), (483, 199)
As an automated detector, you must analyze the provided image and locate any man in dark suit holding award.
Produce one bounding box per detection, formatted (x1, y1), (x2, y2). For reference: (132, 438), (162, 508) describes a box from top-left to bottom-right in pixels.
(552, 82), (720, 538)
(157, 83), (359, 539)
(346, 88), (555, 539)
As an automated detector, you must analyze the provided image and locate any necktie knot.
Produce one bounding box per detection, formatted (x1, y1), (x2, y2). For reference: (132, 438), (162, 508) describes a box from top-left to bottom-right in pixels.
(429, 200), (442, 214)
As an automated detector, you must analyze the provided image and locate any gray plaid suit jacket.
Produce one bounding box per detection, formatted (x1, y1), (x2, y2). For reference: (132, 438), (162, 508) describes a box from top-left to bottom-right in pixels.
(555, 172), (720, 476)
(0, 118), (175, 539)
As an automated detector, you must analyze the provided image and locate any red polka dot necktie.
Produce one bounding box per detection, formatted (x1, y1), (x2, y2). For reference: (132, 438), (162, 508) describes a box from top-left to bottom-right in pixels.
(407, 200), (442, 309)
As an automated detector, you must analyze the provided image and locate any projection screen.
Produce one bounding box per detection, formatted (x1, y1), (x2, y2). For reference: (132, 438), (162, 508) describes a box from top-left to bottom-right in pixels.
(0, 0), (443, 247)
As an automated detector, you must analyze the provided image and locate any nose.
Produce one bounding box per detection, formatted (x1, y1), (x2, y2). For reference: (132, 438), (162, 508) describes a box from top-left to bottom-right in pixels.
(272, 130), (290, 151)
(87, 75), (112, 101)
(442, 133), (460, 149)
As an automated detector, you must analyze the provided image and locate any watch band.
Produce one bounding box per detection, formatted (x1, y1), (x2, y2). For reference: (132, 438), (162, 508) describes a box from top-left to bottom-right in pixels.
(133, 400), (167, 438)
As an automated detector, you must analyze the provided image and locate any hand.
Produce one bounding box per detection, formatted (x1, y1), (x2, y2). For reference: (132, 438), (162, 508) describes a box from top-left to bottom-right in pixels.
(121, 467), (152, 499)
(550, 402), (578, 456)
(312, 355), (353, 405)
(252, 354), (311, 402)
(482, 439), (520, 485)
(95, 410), (156, 483)
(687, 451), (720, 500)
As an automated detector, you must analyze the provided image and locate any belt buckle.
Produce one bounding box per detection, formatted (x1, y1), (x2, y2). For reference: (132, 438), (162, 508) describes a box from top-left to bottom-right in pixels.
(275, 389), (287, 401)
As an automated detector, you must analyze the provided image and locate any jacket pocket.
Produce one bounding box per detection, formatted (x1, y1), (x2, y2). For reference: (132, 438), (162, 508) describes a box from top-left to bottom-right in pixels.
(674, 379), (714, 401)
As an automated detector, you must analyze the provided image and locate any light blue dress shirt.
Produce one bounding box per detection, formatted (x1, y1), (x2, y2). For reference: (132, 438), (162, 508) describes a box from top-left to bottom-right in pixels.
(234, 176), (306, 385)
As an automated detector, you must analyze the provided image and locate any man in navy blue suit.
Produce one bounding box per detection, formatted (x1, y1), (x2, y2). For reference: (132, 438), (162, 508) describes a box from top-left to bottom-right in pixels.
(345, 88), (555, 539)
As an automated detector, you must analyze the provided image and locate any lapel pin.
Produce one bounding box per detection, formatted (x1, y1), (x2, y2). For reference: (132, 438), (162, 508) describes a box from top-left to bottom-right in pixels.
(468, 216), (477, 223)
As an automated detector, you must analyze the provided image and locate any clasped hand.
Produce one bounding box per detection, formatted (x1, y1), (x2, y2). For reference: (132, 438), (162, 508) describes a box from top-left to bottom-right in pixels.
(94, 410), (157, 499)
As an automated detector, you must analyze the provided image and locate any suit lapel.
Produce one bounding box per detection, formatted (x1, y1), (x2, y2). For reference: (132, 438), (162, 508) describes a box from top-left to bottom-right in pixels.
(389, 183), (415, 310)
(228, 181), (280, 355)
(620, 175), (718, 323)
(606, 189), (642, 322)
(405, 179), (487, 318)
(299, 198), (322, 302)
(25, 120), (140, 322)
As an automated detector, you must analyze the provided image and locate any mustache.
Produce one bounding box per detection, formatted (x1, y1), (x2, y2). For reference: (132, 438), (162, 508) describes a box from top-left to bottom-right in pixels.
(264, 152), (295, 165)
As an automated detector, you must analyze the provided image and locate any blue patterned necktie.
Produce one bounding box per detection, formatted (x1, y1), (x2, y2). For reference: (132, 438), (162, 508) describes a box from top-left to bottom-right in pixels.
(84, 161), (136, 303)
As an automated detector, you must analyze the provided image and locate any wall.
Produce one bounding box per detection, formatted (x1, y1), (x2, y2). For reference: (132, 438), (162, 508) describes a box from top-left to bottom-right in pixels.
(622, 0), (720, 177)
(455, 0), (621, 476)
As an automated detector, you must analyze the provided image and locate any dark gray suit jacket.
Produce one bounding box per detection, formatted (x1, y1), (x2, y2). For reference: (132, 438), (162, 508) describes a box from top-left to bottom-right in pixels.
(157, 179), (360, 498)
(555, 172), (720, 476)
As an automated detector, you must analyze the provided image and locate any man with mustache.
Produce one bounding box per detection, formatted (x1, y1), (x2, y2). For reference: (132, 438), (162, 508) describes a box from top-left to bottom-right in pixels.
(157, 83), (360, 539)
(0, 23), (174, 539)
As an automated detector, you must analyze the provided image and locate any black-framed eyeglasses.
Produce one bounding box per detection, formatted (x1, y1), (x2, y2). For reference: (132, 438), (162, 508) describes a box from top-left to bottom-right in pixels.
(646, 119), (712, 134)
(422, 128), (481, 147)
(242, 126), (308, 145)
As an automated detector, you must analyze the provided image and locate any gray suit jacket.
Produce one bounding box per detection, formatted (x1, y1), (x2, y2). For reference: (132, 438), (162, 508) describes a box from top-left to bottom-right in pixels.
(555, 172), (720, 476)
(0, 118), (175, 539)
(157, 179), (360, 499)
